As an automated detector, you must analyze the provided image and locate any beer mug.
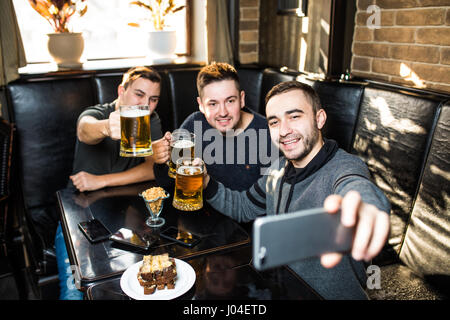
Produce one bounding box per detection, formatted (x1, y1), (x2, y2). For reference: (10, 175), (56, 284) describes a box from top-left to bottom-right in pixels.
(167, 130), (195, 178)
(173, 158), (204, 211)
(119, 105), (152, 157)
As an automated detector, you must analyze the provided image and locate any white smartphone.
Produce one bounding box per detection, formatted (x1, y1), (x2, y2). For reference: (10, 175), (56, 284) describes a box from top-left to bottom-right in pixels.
(252, 208), (354, 270)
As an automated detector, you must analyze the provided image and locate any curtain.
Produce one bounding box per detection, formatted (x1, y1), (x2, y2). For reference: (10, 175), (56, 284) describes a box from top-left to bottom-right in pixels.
(0, 0), (27, 86)
(206, 0), (234, 65)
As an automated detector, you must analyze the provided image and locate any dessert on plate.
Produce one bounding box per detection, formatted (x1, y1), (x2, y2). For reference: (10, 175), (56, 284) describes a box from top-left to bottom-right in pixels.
(137, 253), (177, 294)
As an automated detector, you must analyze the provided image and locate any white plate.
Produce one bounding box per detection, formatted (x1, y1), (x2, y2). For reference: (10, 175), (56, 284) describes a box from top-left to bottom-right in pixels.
(120, 258), (196, 300)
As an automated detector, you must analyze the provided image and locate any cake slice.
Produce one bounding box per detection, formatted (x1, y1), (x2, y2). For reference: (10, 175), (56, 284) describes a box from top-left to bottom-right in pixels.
(137, 254), (177, 294)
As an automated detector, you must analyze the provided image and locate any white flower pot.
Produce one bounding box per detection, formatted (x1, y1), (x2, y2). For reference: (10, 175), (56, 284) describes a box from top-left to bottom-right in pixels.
(47, 32), (84, 69)
(147, 30), (177, 62)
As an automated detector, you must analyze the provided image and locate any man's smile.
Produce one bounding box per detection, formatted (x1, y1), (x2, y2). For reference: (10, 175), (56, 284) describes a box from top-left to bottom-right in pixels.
(216, 117), (232, 125)
(280, 136), (301, 150)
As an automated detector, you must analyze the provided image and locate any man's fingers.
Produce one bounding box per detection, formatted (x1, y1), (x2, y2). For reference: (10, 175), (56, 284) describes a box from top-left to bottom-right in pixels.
(320, 252), (343, 269)
(341, 191), (361, 227)
(351, 204), (375, 261)
(324, 194), (342, 214)
(364, 211), (390, 261)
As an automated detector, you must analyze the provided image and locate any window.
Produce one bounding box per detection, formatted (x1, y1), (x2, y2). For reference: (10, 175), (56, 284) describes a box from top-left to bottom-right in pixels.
(277, 0), (308, 17)
(13, 0), (190, 64)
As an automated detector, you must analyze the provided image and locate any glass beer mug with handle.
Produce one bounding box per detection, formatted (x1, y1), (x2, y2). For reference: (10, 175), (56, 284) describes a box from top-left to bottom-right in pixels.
(173, 158), (204, 211)
(167, 129), (195, 178)
(120, 105), (152, 157)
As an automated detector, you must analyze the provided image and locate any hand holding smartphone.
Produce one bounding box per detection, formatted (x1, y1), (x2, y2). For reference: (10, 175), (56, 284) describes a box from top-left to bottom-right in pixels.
(252, 208), (355, 270)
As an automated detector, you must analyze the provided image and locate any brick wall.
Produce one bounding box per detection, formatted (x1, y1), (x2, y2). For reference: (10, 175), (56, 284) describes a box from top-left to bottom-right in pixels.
(239, 0), (260, 64)
(351, 0), (450, 93)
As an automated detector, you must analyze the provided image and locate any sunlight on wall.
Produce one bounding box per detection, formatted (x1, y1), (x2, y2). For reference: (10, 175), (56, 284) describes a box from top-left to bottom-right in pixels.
(320, 18), (329, 36)
(400, 63), (426, 89)
(298, 17), (309, 72)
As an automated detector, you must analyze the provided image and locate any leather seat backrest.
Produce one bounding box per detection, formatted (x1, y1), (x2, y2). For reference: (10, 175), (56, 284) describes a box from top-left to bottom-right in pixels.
(237, 67), (264, 113)
(94, 73), (122, 104)
(156, 71), (176, 133)
(399, 102), (450, 278)
(0, 119), (13, 198)
(352, 86), (442, 254)
(313, 81), (365, 152)
(7, 77), (96, 209)
(167, 68), (201, 128)
(259, 68), (296, 115)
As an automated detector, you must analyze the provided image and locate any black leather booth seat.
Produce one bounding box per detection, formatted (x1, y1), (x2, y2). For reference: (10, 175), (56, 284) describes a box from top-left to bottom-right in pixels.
(8, 78), (96, 249)
(4, 64), (450, 300)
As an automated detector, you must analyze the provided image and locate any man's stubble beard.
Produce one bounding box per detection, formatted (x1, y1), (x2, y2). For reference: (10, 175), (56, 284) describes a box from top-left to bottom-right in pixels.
(283, 124), (320, 163)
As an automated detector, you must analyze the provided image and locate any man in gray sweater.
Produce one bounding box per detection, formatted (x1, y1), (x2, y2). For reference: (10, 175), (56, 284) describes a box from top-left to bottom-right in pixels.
(203, 81), (391, 299)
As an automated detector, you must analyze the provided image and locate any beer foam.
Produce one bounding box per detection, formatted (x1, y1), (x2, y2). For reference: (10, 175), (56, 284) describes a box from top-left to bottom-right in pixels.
(172, 139), (194, 148)
(177, 165), (202, 175)
(120, 109), (150, 118)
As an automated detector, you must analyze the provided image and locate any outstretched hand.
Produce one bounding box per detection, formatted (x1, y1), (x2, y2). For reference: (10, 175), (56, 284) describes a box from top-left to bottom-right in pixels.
(107, 110), (121, 140)
(152, 131), (172, 164)
(320, 191), (390, 268)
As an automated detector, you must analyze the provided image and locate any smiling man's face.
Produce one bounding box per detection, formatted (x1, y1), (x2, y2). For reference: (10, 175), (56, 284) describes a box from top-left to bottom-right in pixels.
(197, 79), (246, 134)
(266, 89), (326, 168)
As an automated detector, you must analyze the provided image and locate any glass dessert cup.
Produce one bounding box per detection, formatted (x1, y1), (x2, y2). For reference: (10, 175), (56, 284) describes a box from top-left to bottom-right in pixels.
(139, 191), (170, 228)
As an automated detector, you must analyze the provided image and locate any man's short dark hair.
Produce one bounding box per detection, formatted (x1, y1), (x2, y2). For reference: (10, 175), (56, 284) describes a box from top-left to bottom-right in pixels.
(265, 81), (322, 113)
(121, 66), (161, 89)
(197, 62), (240, 97)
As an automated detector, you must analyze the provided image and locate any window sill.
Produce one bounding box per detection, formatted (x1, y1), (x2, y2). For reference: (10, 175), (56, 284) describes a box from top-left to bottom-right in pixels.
(18, 56), (205, 77)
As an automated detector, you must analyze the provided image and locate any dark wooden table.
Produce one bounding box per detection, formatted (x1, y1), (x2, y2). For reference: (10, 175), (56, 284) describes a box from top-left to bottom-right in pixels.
(57, 182), (251, 289)
(58, 181), (321, 300)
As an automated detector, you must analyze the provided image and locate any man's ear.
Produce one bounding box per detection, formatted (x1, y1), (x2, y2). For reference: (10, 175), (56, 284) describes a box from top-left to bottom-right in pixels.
(197, 96), (205, 114)
(240, 90), (246, 108)
(117, 85), (125, 98)
(316, 109), (327, 130)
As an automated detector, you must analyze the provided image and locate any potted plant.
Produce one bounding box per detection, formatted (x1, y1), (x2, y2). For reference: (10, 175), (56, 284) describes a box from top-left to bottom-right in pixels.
(129, 0), (186, 60)
(28, 0), (88, 68)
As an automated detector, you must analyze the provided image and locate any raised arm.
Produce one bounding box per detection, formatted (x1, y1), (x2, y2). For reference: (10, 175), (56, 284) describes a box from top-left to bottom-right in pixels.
(77, 110), (121, 145)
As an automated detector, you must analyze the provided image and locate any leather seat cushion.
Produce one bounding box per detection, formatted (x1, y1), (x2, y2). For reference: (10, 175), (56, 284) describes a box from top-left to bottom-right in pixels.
(259, 68), (296, 115)
(400, 104), (450, 278)
(238, 67), (264, 113)
(8, 78), (95, 208)
(313, 81), (364, 152)
(94, 74), (122, 104)
(167, 68), (201, 127)
(352, 87), (441, 253)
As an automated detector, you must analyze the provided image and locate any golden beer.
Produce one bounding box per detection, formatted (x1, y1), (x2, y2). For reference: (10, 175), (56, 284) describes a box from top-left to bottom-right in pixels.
(120, 105), (152, 157)
(173, 159), (204, 211)
(168, 139), (195, 178)
(167, 130), (195, 178)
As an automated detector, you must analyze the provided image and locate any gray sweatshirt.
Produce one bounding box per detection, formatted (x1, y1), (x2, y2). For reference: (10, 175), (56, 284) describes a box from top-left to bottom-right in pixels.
(204, 147), (391, 299)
